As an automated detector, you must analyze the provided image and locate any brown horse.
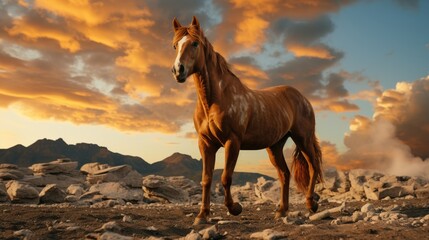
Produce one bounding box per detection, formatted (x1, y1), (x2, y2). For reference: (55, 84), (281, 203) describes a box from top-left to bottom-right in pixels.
(171, 16), (323, 225)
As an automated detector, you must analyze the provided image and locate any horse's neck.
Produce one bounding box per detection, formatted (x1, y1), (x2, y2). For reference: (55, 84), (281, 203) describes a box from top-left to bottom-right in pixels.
(193, 61), (245, 115)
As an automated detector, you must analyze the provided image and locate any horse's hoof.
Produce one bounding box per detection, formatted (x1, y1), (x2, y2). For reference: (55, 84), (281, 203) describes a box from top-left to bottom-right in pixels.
(307, 200), (318, 213)
(312, 193), (320, 202)
(274, 210), (286, 219)
(228, 202), (243, 216)
(193, 217), (208, 226)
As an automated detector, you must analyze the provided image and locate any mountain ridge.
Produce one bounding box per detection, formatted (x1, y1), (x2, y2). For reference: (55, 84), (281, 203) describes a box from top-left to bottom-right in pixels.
(0, 138), (274, 184)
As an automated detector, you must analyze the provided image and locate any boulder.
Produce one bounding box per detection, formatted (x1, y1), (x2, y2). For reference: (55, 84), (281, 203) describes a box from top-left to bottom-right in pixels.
(364, 184), (414, 200)
(254, 177), (280, 204)
(142, 175), (190, 203)
(67, 184), (85, 196)
(415, 185), (429, 199)
(348, 169), (384, 194)
(31, 159), (78, 175)
(250, 229), (288, 240)
(89, 182), (143, 202)
(0, 182), (9, 202)
(80, 162), (110, 174)
(23, 173), (85, 189)
(86, 165), (142, 188)
(39, 184), (66, 204)
(0, 169), (25, 180)
(6, 180), (39, 204)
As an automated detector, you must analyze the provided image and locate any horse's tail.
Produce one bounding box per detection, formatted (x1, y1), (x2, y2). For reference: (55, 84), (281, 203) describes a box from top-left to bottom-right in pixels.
(292, 133), (323, 193)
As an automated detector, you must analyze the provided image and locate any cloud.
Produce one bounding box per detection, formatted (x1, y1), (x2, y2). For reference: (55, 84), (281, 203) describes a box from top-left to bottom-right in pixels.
(0, 0), (361, 135)
(329, 76), (429, 177)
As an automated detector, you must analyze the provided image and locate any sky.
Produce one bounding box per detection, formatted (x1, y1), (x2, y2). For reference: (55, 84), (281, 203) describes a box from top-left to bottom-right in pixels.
(1, 0), (428, 178)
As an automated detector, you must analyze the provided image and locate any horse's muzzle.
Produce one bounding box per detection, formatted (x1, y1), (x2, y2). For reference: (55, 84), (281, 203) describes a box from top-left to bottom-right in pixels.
(172, 64), (187, 83)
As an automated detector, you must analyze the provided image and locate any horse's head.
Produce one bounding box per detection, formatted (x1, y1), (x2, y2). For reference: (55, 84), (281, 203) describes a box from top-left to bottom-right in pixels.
(171, 16), (205, 83)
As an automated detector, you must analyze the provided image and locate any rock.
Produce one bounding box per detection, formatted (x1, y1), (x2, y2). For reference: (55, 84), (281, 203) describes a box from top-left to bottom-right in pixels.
(96, 221), (121, 232)
(254, 177), (280, 204)
(6, 180), (39, 204)
(122, 214), (133, 223)
(415, 186), (429, 199)
(89, 182), (143, 202)
(80, 162), (109, 174)
(142, 175), (192, 203)
(39, 184), (66, 204)
(23, 173), (85, 189)
(352, 211), (365, 222)
(250, 229), (288, 240)
(181, 230), (202, 240)
(66, 184), (84, 196)
(86, 165), (142, 188)
(0, 182), (9, 202)
(91, 200), (118, 208)
(361, 203), (375, 213)
(0, 168), (25, 180)
(309, 202), (346, 221)
(199, 225), (222, 240)
(348, 169), (384, 194)
(379, 185), (414, 199)
(13, 229), (33, 239)
(65, 195), (79, 202)
(31, 158), (78, 174)
(99, 231), (133, 240)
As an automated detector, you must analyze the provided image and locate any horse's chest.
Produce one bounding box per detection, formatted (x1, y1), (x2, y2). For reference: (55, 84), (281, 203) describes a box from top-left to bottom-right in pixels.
(195, 109), (234, 145)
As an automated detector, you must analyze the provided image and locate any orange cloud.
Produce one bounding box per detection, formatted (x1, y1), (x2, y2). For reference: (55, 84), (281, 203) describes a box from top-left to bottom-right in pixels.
(287, 43), (334, 59)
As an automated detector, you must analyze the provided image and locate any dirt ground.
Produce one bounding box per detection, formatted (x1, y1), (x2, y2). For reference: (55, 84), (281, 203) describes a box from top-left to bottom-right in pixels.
(1, 198), (429, 239)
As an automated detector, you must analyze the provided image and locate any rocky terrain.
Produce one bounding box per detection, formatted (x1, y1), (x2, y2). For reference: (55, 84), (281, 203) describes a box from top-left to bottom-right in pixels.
(0, 159), (429, 239)
(0, 138), (273, 185)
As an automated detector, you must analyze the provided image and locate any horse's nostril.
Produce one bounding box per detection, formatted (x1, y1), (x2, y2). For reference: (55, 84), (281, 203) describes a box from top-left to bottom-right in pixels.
(179, 64), (184, 74)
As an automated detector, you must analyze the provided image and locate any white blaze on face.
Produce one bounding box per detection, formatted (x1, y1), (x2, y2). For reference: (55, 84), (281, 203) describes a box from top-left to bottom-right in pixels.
(174, 36), (188, 70)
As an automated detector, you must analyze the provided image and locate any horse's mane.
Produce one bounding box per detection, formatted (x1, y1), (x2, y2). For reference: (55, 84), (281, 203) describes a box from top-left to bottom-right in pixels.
(172, 26), (232, 75)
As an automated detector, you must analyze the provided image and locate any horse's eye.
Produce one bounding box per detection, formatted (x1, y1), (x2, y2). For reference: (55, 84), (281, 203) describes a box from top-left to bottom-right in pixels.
(191, 41), (199, 47)
(173, 45), (176, 50)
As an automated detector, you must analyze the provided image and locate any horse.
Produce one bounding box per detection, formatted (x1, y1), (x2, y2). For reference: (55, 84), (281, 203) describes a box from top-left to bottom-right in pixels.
(171, 16), (323, 225)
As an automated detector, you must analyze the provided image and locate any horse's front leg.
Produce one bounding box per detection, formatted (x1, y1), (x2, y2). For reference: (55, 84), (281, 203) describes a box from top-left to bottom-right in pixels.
(222, 134), (242, 216)
(194, 138), (218, 225)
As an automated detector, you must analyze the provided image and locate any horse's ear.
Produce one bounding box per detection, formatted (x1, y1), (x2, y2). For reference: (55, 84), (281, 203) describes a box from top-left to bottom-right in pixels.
(173, 17), (182, 31)
(191, 16), (200, 30)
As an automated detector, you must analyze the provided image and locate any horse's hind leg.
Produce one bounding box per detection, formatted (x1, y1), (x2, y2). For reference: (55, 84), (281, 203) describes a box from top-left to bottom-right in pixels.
(291, 130), (321, 213)
(221, 134), (242, 216)
(266, 137), (290, 219)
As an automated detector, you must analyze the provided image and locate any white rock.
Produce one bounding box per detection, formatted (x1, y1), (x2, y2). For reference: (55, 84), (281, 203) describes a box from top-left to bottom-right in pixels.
(89, 182), (143, 202)
(23, 173), (85, 189)
(309, 202), (346, 221)
(254, 177), (280, 203)
(87, 165), (143, 188)
(31, 159), (78, 174)
(96, 221), (121, 232)
(250, 229), (288, 240)
(6, 180), (39, 204)
(80, 162), (109, 174)
(99, 231), (133, 240)
(13, 229), (33, 238)
(361, 203), (375, 213)
(66, 184), (84, 196)
(142, 175), (194, 203)
(181, 230), (202, 240)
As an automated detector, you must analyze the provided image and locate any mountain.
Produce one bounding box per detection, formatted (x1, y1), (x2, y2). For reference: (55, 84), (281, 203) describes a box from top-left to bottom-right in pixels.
(0, 138), (152, 174)
(0, 139), (274, 184)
